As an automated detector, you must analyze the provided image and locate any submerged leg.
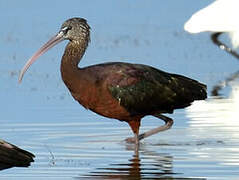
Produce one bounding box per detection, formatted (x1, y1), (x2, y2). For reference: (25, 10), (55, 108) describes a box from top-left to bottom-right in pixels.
(124, 120), (140, 154)
(125, 114), (173, 143)
(125, 120), (140, 147)
(134, 133), (139, 156)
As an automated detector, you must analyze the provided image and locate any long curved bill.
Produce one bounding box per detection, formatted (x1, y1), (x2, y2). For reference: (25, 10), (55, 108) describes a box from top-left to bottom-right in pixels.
(18, 31), (65, 83)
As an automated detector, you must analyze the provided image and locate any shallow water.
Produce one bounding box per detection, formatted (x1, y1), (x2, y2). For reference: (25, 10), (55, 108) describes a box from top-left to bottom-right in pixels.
(1, 0), (239, 179)
(2, 94), (239, 180)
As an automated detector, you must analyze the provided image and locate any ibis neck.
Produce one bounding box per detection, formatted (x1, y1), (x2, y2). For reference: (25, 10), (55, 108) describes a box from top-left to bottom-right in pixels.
(60, 40), (88, 85)
(61, 40), (88, 69)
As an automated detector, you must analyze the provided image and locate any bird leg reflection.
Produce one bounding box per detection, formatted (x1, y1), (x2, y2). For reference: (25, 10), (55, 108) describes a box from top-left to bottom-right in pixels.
(211, 32), (239, 60)
(125, 114), (173, 144)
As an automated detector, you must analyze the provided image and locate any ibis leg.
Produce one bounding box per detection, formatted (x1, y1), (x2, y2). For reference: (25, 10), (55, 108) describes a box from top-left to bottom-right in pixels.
(125, 120), (140, 144)
(211, 32), (239, 60)
(125, 114), (173, 143)
(134, 133), (139, 156)
(138, 114), (173, 141)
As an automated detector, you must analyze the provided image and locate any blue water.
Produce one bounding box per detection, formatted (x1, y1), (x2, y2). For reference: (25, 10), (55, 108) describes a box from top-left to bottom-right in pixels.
(1, 0), (239, 179)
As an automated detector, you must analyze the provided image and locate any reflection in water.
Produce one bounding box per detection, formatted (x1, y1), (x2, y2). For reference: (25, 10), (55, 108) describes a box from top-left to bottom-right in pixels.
(81, 146), (205, 180)
(87, 154), (173, 179)
(186, 83), (239, 166)
(0, 139), (34, 170)
(0, 120), (210, 179)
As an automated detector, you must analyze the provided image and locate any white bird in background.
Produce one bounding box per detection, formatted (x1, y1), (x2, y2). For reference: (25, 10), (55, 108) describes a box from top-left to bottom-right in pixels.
(184, 0), (239, 96)
(184, 0), (239, 59)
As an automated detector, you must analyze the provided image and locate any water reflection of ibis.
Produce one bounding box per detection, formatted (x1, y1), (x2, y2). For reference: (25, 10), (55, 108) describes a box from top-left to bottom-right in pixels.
(84, 150), (174, 179)
(0, 139), (34, 170)
(18, 18), (206, 149)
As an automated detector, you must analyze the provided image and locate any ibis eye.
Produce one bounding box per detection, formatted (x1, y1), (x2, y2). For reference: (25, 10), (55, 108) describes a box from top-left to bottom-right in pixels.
(61, 26), (72, 34)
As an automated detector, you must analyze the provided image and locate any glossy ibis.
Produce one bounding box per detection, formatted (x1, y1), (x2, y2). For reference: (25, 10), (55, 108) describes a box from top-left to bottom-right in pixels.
(0, 139), (34, 170)
(184, 0), (239, 59)
(19, 18), (207, 148)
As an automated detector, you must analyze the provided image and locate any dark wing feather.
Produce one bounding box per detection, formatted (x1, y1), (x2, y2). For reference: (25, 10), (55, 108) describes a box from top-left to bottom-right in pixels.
(108, 63), (206, 116)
